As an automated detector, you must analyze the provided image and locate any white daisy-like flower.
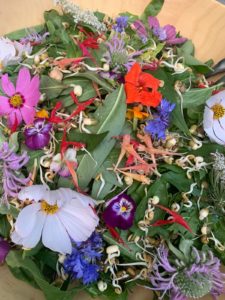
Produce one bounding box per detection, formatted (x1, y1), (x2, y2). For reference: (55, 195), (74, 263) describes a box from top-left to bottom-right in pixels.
(0, 37), (32, 71)
(203, 90), (225, 145)
(11, 185), (99, 254)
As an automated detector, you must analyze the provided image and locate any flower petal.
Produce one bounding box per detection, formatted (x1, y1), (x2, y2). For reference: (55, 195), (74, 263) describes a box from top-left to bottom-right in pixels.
(0, 96), (11, 115)
(21, 105), (36, 125)
(1, 74), (15, 96)
(24, 75), (40, 106)
(15, 203), (41, 237)
(8, 110), (23, 127)
(12, 211), (46, 249)
(42, 215), (72, 254)
(16, 67), (31, 94)
(148, 16), (160, 29)
(18, 184), (50, 202)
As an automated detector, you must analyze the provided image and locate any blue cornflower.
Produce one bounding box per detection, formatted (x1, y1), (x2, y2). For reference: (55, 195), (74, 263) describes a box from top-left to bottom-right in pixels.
(113, 16), (129, 33)
(145, 99), (175, 140)
(63, 232), (103, 285)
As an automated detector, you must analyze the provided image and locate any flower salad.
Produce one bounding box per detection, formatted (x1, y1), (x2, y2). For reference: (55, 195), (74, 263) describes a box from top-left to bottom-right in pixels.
(0, 0), (225, 300)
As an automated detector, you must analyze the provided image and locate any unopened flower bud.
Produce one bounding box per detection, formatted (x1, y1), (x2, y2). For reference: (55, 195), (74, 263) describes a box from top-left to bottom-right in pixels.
(106, 245), (120, 255)
(189, 140), (199, 150)
(201, 235), (209, 244)
(83, 118), (97, 125)
(164, 156), (174, 164)
(115, 287), (122, 294)
(199, 208), (209, 221)
(97, 281), (107, 292)
(171, 203), (180, 212)
(73, 85), (83, 96)
(201, 225), (209, 235)
(194, 156), (204, 164)
(49, 67), (63, 81)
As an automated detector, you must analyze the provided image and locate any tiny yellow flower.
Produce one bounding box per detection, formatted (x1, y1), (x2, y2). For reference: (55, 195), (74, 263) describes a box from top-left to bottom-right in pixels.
(126, 106), (149, 120)
(36, 109), (49, 119)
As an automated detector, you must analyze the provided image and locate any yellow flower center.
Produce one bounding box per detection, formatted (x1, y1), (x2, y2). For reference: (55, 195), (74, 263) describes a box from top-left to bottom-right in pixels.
(211, 104), (225, 120)
(41, 201), (59, 215)
(9, 94), (23, 108)
(121, 206), (127, 212)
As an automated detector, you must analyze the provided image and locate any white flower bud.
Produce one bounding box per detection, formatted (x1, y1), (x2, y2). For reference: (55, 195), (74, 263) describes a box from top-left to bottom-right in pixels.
(201, 225), (209, 235)
(199, 208), (209, 220)
(194, 156), (204, 164)
(83, 118), (97, 125)
(166, 138), (177, 148)
(73, 85), (83, 96)
(106, 245), (120, 255)
(49, 67), (63, 81)
(124, 175), (133, 186)
(189, 124), (198, 134)
(171, 203), (180, 212)
(97, 281), (107, 292)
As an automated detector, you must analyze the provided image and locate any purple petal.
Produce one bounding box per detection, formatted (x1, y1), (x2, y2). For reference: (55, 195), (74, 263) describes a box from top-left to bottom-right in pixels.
(0, 240), (10, 263)
(163, 25), (176, 40)
(132, 20), (148, 42)
(25, 133), (50, 150)
(166, 37), (187, 45)
(148, 16), (160, 29)
(16, 68), (31, 94)
(1, 74), (15, 97)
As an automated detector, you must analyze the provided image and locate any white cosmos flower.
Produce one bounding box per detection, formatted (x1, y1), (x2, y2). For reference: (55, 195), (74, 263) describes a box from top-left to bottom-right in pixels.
(203, 90), (225, 145)
(11, 185), (99, 254)
(0, 37), (32, 71)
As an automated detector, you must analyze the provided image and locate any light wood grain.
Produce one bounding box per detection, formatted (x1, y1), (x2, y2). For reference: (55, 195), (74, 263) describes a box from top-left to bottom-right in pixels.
(0, 0), (224, 299)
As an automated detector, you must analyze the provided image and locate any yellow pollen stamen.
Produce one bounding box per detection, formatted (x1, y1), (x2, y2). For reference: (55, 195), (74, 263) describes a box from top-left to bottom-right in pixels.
(121, 206), (127, 212)
(9, 94), (23, 108)
(211, 104), (225, 120)
(41, 201), (59, 215)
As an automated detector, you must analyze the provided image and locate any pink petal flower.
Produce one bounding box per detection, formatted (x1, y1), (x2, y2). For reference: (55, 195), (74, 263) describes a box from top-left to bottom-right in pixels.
(16, 67), (31, 94)
(1, 74), (15, 96)
(23, 75), (40, 106)
(8, 110), (22, 127)
(21, 105), (36, 125)
(0, 96), (11, 115)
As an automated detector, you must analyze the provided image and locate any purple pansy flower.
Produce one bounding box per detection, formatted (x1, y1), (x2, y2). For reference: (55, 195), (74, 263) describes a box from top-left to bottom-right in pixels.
(148, 16), (187, 45)
(150, 245), (225, 300)
(145, 99), (175, 140)
(24, 119), (52, 150)
(113, 16), (129, 33)
(102, 193), (136, 230)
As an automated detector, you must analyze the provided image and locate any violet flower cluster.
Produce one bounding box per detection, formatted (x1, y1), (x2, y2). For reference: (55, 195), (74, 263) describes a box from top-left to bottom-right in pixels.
(0, 142), (30, 205)
(113, 16), (129, 33)
(63, 232), (103, 285)
(145, 99), (175, 140)
(150, 245), (225, 300)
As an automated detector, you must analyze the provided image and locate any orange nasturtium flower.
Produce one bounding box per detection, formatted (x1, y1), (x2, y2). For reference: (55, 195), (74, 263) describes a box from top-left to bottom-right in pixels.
(125, 62), (162, 107)
(126, 106), (149, 120)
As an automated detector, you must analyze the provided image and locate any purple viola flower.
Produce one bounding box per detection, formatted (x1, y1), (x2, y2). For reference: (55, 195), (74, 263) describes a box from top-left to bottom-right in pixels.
(132, 20), (148, 43)
(24, 119), (52, 150)
(113, 16), (129, 33)
(145, 99), (175, 140)
(0, 239), (10, 263)
(102, 193), (136, 230)
(101, 36), (142, 79)
(150, 245), (225, 300)
(148, 16), (187, 45)
(0, 142), (30, 205)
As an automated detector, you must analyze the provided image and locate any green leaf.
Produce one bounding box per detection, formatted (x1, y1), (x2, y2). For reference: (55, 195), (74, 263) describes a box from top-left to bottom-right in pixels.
(8, 132), (19, 152)
(179, 238), (193, 257)
(141, 0), (164, 21)
(0, 129), (6, 147)
(76, 85), (126, 189)
(0, 215), (10, 238)
(162, 171), (192, 191)
(0, 204), (19, 218)
(5, 24), (44, 40)
(183, 84), (223, 108)
(73, 72), (114, 93)
(40, 76), (66, 99)
(6, 251), (80, 300)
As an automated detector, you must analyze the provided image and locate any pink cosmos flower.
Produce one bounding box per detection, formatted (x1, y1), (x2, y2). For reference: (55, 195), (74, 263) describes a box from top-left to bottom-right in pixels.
(0, 67), (40, 127)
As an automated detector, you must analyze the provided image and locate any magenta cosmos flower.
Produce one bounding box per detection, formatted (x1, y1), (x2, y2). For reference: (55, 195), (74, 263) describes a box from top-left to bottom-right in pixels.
(0, 67), (40, 127)
(102, 193), (136, 230)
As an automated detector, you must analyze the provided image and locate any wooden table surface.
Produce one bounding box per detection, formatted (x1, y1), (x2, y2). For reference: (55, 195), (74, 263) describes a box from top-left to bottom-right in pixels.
(0, 0), (225, 299)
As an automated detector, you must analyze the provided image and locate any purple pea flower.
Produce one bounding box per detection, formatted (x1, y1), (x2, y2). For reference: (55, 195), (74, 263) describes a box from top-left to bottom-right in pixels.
(150, 245), (225, 300)
(148, 16), (187, 45)
(102, 193), (136, 230)
(145, 99), (175, 140)
(24, 119), (52, 150)
(113, 16), (129, 33)
(132, 20), (148, 43)
(0, 142), (30, 205)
